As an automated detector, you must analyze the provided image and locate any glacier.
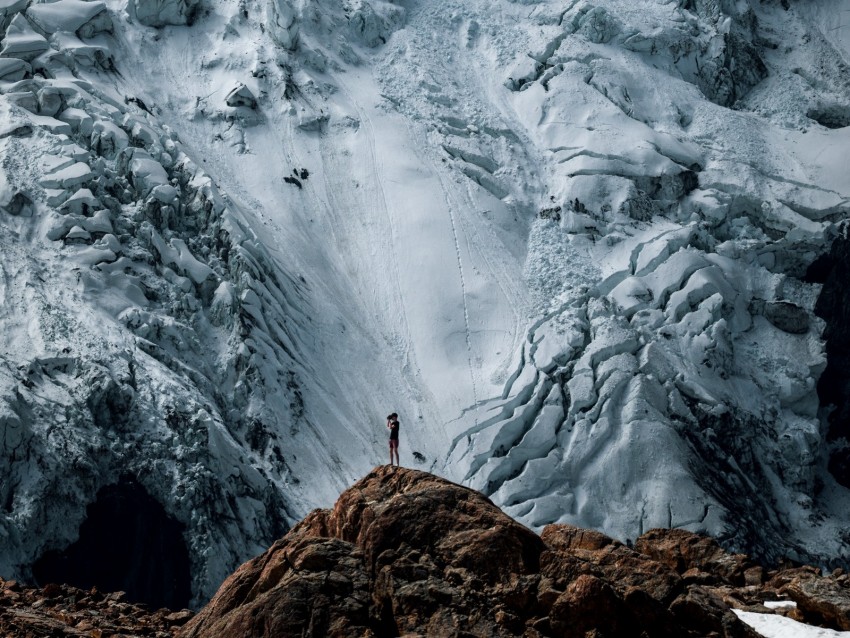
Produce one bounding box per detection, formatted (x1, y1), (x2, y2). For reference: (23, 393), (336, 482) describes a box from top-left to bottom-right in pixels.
(1, 0), (850, 606)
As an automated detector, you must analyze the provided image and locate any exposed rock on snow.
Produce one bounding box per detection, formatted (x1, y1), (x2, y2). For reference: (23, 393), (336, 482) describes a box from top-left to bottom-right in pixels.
(224, 83), (256, 109)
(130, 0), (197, 27)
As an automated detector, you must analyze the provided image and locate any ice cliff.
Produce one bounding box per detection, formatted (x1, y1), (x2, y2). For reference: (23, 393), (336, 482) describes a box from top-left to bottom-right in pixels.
(1, 0), (849, 606)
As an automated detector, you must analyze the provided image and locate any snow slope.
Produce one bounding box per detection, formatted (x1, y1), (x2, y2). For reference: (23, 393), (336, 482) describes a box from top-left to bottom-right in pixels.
(2, 0), (850, 605)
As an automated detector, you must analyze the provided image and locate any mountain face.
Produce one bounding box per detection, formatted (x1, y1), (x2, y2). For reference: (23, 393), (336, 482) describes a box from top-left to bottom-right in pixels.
(1, 0), (850, 607)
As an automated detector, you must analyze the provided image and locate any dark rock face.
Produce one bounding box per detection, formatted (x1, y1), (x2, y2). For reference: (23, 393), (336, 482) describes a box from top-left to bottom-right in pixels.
(763, 301), (810, 334)
(811, 234), (850, 488)
(179, 467), (761, 638)
(32, 477), (192, 610)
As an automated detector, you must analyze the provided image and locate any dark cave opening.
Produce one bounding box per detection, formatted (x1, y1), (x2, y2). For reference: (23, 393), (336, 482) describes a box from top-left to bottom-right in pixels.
(32, 476), (192, 610)
(808, 235), (850, 489)
(807, 105), (850, 130)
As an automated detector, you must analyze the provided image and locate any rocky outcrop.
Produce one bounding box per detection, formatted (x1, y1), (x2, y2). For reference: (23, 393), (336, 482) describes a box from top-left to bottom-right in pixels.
(0, 577), (193, 637)
(5, 468), (850, 636)
(180, 467), (763, 638)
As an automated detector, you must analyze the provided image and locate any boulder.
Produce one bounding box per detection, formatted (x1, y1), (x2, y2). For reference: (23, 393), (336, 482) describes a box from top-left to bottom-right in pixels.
(635, 527), (754, 586)
(127, 149), (169, 196)
(345, 0), (405, 48)
(90, 120), (129, 158)
(763, 300), (810, 334)
(0, 189), (32, 216)
(781, 574), (850, 630)
(61, 188), (100, 215)
(266, 0), (300, 50)
(65, 224), (91, 241)
(38, 162), (93, 189)
(58, 107), (94, 136)
(37, 86), (64, 117)
(224, 83), (257, 109)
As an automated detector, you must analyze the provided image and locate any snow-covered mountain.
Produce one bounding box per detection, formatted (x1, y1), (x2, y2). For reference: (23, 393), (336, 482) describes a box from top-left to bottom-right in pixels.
(1, 0), (849, 607)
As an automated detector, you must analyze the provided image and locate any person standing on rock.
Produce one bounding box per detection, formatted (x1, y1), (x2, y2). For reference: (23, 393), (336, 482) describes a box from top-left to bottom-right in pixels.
(387, 413), (400, 467)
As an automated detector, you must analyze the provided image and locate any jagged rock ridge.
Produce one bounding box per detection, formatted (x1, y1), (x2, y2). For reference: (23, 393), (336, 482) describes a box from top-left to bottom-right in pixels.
(180, 467), (850, 638)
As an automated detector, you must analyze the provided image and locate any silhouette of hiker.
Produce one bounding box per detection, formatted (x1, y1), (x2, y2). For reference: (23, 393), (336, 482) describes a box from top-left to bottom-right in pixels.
(387, 413), (400, 467)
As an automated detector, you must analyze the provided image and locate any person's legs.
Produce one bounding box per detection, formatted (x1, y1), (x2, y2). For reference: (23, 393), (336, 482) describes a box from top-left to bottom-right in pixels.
(389, 441), (394, 466)
(390, 439), (399, 466)
(393, 441), (400, 466)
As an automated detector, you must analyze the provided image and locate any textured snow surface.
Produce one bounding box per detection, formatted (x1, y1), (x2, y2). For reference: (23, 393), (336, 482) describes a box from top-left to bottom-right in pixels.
(2, 0), (850, 606)
(734, 610), (850, 638)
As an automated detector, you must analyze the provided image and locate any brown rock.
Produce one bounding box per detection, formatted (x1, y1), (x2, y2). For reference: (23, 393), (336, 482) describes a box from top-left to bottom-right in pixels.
(17, 468), (842, 638)
(635, 528), (752, 586)
(165, 609), (195, 625)
(768, 565), (822, 589)
(549, 574), (630, 638)
(669, 586), (758, 638)
(322, 466), (546, 582)
(743, 566), (764, 586)
(541, 524), (619, 552)
(180, 467), (759, 638)
(182, 467), (548, 638)
(41, 582), (62, 598)
(0, 580), (178, 637)
(782, 575), (850, 630)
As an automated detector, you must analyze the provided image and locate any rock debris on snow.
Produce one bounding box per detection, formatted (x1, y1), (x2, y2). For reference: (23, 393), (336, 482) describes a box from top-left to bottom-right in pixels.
(224, 83), (257, 109)
(131, 0), (198, 27)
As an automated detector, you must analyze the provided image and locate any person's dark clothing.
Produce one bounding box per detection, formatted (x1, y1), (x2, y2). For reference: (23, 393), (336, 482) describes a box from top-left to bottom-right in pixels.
(389, 420), (399, 441)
